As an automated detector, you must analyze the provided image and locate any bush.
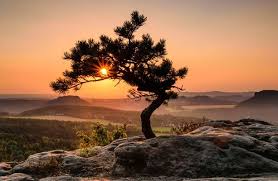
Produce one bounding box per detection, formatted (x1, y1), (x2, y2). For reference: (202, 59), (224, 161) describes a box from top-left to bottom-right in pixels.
(112, 124), (127, 140)
(77, 123), (127, 149)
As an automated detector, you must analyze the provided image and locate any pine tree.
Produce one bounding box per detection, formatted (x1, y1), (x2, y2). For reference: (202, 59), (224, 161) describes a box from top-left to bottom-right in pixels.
(51, 11), (188, 139)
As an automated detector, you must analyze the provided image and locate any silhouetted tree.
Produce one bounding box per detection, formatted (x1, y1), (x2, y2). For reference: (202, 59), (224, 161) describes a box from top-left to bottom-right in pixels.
(51, 11), (188, 139)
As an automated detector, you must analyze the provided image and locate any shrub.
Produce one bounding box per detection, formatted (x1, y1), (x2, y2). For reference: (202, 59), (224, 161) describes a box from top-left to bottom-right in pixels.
(112, 124), (127, 140)
(77, 123), (127, 149)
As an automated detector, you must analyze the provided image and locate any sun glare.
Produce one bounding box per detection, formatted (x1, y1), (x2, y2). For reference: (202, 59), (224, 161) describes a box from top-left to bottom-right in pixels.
(100, 68), (108, 77)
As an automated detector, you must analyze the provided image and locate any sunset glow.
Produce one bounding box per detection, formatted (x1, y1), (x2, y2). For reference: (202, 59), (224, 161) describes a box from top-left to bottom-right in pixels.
(0, 0), (278, 98)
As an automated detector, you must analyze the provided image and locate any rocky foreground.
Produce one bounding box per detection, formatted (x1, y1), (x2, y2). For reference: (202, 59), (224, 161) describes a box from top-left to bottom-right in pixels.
(1, 119), (278, 181)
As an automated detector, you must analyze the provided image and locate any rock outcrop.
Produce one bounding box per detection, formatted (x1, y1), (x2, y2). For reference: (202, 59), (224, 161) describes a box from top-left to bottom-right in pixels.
(1, 119), (278, 180)
(238, 90), (278, 108)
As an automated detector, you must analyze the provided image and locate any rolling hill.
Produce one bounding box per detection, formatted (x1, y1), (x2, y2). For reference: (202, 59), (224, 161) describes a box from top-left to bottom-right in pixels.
(47, 95), (90, 106)
(0, 96), (90, 113)
(19, 105), (200, 127)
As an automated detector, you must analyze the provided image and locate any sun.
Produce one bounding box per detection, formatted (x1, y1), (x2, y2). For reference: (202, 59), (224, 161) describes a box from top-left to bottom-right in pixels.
(93, 60), (111, 77)
(100, 67), (108, 77)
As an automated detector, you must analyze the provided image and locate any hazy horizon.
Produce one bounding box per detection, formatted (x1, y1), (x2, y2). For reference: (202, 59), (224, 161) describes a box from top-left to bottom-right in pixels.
(0, 90), (256, 99)
(1, 0), (278, 98)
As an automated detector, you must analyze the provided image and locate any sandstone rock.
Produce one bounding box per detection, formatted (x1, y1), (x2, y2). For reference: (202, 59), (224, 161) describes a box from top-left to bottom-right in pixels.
(270, 136), (278, 143)
(11, 150), (106, 178)
(112, 135), (278, 178)
(0, 170), (10, 176)
(12, 150), (70, 177)
(114, 176), (278, 181)
(40, 175), (80, 181)
(0, 163), (12, 176)
(61, 155), (103, 177)
(0, 163), (12, 170)
(0, 173), (34, 181)
(205, 120), (234, 128)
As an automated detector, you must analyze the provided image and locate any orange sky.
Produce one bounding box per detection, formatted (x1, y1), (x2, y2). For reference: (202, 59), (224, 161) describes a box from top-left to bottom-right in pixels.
(0, 0), (277, 98)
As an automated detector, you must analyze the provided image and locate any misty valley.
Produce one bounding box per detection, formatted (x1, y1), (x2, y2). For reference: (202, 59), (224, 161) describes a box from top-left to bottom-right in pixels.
(1, 90), (278, 162)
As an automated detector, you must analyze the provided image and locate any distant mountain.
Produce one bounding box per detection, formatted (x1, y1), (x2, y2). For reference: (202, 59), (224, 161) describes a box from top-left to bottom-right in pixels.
(237, 90), (278, 108)
(176, 96), (235, 105)
(180, 91), (254, 98)
(214, 95), (249, 103)
(0, 99), (48, 113)
(0, 96), (90, 114)
(47, 96), (90, 106)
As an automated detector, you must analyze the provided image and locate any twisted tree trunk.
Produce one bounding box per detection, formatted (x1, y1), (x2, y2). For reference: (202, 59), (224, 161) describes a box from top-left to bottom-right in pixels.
(140, 94), (167, 139)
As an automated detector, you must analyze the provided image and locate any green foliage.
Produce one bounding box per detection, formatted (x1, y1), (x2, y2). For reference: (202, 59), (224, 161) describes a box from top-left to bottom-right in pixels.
(77, 123), (110, 147)
(0, 117), (82, 161)
(112, 124), (128, 140)
(77, 123), (127, 157)
(0, 133), (74, 162)
(77, 123), (127, 149)
(0, 117), (132, 162)
(92, 123), (111, 146)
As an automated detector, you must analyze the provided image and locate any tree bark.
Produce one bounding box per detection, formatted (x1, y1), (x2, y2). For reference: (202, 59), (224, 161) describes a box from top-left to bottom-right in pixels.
(140, 94), (167, 139)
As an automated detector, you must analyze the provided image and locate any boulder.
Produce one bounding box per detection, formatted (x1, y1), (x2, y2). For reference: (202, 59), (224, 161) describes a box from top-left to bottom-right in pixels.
(112, 120), (278, 178)
(12, 150), (69, 177)
(112, 135), (278, 178)
(11, 150), (102, 178)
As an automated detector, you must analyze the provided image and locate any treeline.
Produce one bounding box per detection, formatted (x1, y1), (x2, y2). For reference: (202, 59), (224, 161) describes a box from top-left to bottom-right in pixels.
(0, 117), (140, 162)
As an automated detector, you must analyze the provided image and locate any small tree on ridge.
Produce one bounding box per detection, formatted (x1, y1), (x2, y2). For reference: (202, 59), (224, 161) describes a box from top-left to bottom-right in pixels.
(50, 11), (188, 139)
